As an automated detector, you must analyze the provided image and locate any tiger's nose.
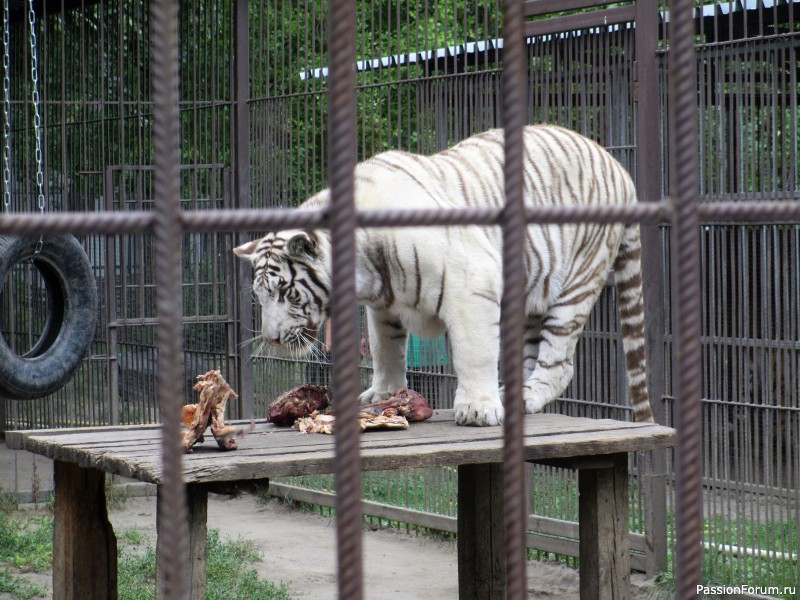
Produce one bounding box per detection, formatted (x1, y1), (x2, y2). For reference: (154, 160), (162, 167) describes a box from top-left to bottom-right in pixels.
(268, 337), (281, 345)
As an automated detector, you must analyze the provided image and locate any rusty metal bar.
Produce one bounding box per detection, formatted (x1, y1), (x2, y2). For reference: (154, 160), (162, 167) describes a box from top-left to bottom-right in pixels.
(150, 0), (188, 598)
(524, 5), (636, 38)
(523, 0), (624, 18)
(635, 0), (669, 576)
(501, 0), (527, 598)
(668, 0), (703, 597)
(327, 1), (362, 600)
(5, 199), (800, 237)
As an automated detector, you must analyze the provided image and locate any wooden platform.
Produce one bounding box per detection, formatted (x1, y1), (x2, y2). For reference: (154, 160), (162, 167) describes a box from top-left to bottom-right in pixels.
(12, 410), (675, 600)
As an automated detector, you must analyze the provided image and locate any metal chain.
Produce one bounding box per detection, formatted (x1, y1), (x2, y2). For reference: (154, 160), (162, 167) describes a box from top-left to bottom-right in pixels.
(28, 0), (45, 213)
(2, 0), (12, 212)
(27, 0), (45, 255)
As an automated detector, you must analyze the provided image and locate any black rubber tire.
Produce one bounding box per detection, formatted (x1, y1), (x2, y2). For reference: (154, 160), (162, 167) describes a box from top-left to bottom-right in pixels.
(0, 235), (98, 400)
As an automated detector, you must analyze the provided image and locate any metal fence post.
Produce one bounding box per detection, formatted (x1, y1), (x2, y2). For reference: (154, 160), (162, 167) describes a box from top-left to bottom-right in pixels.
(327, 1), (363, 599)
(668, 0), (703, 596)
(634, 0), (669, 577)
(151, 0), (189, 597)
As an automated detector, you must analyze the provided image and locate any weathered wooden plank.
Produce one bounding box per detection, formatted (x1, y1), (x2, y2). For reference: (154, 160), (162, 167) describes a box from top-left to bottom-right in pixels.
(525, 533), (647, 573)
(3, 430), (26, 449)
(53, 461), (117, 600)
(21, 415), (675, 485)
(28, 424), (673, 485)
(19, 411), (663, 454)
(458, 463), (504, 600)
(528, 515), (646, 554)
(578, 454), (630, 600)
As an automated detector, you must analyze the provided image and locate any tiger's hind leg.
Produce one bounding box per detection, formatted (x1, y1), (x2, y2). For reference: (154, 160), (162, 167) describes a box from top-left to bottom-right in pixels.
(522, 301), (595, 415)
(523, 315), (543, 379)
(499, 314), (542, 399)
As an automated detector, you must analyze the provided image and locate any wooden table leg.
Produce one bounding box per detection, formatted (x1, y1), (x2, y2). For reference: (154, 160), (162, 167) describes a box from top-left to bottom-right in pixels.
(457, 463), (504, 600)
(53, 460), (117, 600)
(156, 483), (208, 600)
(578, 453), (630, 600)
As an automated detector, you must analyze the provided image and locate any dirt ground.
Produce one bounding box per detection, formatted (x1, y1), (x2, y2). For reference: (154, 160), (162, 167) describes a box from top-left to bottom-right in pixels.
(106, 493), (663, 600)
(1, 447), (665, 598)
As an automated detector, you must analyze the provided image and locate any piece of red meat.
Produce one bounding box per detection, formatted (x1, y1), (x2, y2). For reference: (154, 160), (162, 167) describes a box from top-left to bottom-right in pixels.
(358, 388), (433, 422)
(267, 384), (331, 426)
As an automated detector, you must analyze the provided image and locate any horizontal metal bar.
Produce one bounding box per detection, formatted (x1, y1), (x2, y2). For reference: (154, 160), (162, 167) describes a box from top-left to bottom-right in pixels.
(523, 0), (630, 18)
(182, 208), (329, 231)
(184, 204), (672, 231)
(697, 201), (800, 224)
(0, 212), (156, 235)
(663, 396), (800, 414)
(525, 5), (635, 38)
(703, 193), (800, 203)
(109, 316), (234, 328)
(1, 199), (797, 236)
(104, 163), (227, 173)
(697, 335), (800, 351)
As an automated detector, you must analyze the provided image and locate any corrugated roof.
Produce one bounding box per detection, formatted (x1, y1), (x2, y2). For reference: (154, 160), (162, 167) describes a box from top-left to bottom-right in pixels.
(300, 0), (799, 80)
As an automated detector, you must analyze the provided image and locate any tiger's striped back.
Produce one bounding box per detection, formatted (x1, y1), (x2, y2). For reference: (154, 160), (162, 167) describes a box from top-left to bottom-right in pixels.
(237, 125), (654, 425)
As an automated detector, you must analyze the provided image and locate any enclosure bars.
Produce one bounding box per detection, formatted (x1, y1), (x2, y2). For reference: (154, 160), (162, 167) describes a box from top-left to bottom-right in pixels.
(634, 0), (669, 576)
(150, 0), (189, 598)
(668, 0), (703, 596)
(0, 3), (794, 600)
(7, 198), (800, 236)
(326, 1), (363, 599)
(500, 1), (528, 599)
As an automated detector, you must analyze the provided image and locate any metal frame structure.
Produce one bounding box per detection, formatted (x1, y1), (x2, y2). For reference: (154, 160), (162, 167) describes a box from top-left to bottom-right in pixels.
(2, 1), (800, 598)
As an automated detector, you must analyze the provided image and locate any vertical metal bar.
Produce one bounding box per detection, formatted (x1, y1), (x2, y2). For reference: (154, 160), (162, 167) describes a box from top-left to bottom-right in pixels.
(668, 0), (703, 597)
(150, 0), (188, 598)
(635, 0), (668, 577)
(104, 167), (120, 426)
(327, 1), (362, 600)
(233, 0), (253, 418)
(501, 1), (526, 599)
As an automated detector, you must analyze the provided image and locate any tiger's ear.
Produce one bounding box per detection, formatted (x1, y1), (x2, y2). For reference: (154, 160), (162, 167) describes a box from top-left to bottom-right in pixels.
(233, 239), (261, 262)
(287, 232), (319, 259)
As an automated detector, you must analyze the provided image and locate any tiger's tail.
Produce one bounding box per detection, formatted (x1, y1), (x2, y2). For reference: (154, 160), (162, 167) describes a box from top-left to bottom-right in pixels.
(613, 224), (654, 423)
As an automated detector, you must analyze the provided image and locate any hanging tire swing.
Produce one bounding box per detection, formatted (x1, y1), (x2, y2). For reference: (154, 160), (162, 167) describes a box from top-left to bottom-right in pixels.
(0, 0), (98, 400)
(0, 235), (98, 399)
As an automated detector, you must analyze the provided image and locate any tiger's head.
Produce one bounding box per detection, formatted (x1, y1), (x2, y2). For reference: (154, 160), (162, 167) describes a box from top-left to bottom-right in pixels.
(234, 230), (331, 355)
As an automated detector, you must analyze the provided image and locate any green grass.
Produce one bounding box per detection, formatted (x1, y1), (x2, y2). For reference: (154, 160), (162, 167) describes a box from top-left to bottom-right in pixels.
(0, 570), (48, 600)
(0, 512), (53, 572)
(0, 502), (292, 600)
(0, 510), (53, 600)
(117, 527), (149, 546)
(652, 512), (799, 599)
(0, 491), (20, 514)
(701, 515), (797, 597)
(117, 529), (292, 600)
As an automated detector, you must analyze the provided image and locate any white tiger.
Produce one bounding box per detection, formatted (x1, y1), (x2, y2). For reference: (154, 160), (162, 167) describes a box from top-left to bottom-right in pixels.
(235, 125), (654, 426)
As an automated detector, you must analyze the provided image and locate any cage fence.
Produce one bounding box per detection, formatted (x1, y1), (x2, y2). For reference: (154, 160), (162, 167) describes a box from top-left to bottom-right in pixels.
(0, 0), (799, 597)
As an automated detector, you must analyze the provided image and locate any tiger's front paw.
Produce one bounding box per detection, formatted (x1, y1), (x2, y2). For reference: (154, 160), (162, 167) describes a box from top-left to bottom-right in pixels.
(358, 387), (395, 405)
(453, 391), (504, 426)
